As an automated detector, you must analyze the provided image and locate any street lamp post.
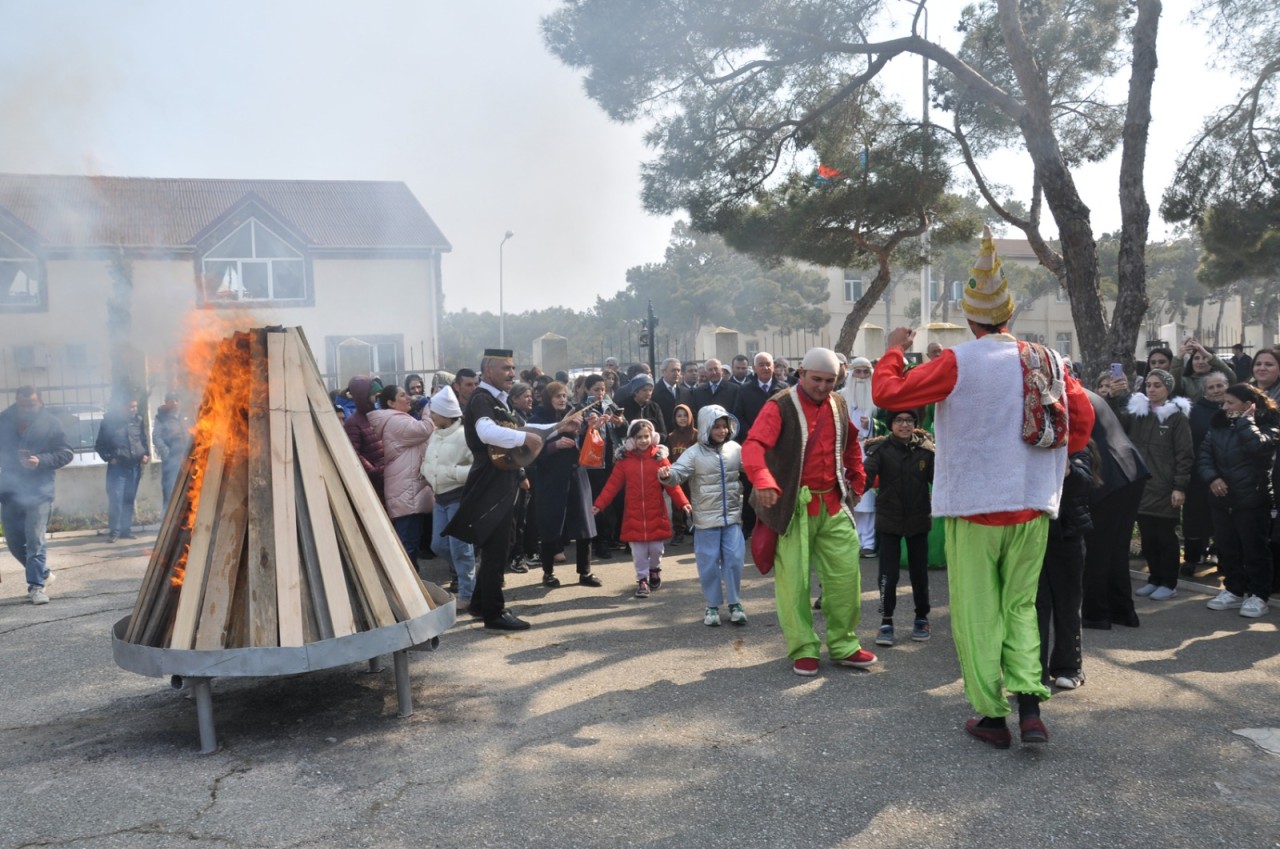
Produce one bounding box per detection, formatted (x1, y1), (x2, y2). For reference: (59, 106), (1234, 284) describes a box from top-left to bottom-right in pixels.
(499, 230), (513, 348)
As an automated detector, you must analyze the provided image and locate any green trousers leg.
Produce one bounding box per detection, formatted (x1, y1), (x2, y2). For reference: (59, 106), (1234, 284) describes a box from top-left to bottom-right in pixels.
(944, 516), (1051, 717)
(773, 495), (863, 661)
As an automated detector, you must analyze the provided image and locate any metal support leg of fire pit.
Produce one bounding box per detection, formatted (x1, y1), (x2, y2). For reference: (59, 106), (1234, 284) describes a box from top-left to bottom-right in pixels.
(393, 650), (413, 718)
(189, 677), (219, 755)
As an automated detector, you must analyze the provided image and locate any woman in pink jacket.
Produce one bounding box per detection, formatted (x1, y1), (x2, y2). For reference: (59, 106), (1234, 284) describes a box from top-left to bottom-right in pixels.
(369, 384), (434, 567)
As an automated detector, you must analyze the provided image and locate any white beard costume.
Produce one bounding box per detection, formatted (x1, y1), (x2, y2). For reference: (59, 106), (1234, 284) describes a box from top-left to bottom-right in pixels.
(840, 371), (877, 552)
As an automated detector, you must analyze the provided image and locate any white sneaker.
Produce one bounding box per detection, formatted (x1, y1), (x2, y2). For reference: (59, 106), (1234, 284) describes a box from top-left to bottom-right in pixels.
(1054, 674), (1085, 690)
(1239, 595), (1270, 618)
(703, 607), (721, 626)
(1149, 585), (1178, 601)
(28, 588), (49, 605)
(43, 571), (57, 585)
(1135, 583), (1158, 597)
(1207, 590), (1244, 610)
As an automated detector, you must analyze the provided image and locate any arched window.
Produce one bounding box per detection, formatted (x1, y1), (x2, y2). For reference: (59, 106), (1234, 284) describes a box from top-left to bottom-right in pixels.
(201, 219), (306, 302)
(0, 231), (43, 311)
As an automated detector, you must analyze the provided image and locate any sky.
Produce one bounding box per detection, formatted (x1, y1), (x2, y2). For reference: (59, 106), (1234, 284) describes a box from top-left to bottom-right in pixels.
(0, 0), (1234, 317)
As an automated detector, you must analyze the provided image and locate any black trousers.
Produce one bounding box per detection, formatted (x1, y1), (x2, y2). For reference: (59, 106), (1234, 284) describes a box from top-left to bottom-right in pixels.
(1212, 502), (1273, 600)
(741, 479), (757, 539)
(1083, 479), (1143, 623)
(541, 537), (591, 576)
(876, 531), (930, 620)
(1137, 514), (1180, 589)
(1037, 534), (1084, 678)
(471, 517), (514, 620)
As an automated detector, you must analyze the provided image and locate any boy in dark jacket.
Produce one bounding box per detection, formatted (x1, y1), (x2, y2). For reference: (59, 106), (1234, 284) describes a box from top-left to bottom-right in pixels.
(863, 409), (935, 646)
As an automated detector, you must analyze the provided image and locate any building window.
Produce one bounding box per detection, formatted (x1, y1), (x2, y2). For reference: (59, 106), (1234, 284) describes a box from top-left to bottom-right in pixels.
(325, 335), (404, 388)
(201, 219), (308, 303)
(951, 281), (964, 303)
(1055, 332), (1073, 359)
(0, 232), (44, 312)
(843, 271), (863, 302)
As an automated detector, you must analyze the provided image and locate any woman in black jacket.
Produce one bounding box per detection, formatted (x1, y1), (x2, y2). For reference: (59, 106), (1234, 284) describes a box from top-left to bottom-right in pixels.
(1198, 383), (1280, 618)
(1037, 445), (1097, 689)
(1182, 372), (1230, 576)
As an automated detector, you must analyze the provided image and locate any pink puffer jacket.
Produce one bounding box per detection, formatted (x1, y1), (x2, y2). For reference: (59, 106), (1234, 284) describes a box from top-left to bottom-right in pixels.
(368, 409), (434, 519)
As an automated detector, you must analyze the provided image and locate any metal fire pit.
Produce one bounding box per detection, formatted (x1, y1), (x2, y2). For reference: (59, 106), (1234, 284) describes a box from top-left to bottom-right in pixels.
(112, 584), (456, 754)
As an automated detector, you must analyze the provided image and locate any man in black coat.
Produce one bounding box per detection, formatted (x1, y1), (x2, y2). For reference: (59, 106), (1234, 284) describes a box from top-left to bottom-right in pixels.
(690, 357), (739, 418)
(95, 396), (150, 542)
(653, 357), (686, 435)
(730, 352), (787, 538)
(0, 386), (73, 604)
(445, 349), (573, 630)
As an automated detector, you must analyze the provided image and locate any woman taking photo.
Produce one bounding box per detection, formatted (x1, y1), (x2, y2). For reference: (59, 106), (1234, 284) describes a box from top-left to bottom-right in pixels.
(1199, 384), (1279, 618)
(529, 382), (603, 588)
(1113, 368), (1194, 600)
(1172, 338), (1235, 402)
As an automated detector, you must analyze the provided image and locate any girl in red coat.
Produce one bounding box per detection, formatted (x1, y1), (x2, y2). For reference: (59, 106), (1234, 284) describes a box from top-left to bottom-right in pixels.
(594, 419), (692, 597)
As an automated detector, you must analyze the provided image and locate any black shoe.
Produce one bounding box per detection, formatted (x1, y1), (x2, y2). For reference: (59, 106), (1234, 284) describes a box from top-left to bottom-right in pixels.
(1111, 610), (1141, 628)
(1081, 618), (1112, 630)
(445, 580), (459, 594)
(117, 533), (138, 540)
(648, 570), (662, 590)
(813, 595), (823, 610)
(484, 610), (531, 631)
(578, 573), (603, 587)
(593, 548), (612, 560)
(1179, 563), (1197, 578)
(107, 533), (118, 543)
(542, 572), (561, 588)
(508, 559), (529, 574)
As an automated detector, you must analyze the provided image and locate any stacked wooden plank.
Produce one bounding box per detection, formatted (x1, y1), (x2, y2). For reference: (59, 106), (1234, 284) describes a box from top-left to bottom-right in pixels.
(124, 326), (436, 650)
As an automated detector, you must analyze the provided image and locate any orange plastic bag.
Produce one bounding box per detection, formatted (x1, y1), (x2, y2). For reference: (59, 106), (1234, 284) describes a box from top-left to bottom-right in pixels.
(578, 427), (606, 469)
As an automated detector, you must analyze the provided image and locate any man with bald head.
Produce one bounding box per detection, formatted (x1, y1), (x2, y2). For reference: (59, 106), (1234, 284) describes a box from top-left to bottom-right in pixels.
(691, 357), (739, 417)
(743, 347), (876, 676)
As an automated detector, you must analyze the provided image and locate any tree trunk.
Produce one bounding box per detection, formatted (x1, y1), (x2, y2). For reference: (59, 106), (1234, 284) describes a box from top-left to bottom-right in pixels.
(1110, 0), (1161, 381)
(835, 253), (893, 356)
(996, 1), (1110, 379)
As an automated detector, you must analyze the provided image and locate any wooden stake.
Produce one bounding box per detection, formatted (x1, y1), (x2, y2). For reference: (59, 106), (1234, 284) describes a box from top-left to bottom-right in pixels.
(272, 329), (304, 647)
(168, 439), (227, 650)
(246, 328), (279, 647)
(194, 448), (250, 651)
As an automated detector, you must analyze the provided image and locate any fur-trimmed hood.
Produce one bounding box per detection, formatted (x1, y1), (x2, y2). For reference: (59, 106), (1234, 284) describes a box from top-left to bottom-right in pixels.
(1127, 393), (1191, 423)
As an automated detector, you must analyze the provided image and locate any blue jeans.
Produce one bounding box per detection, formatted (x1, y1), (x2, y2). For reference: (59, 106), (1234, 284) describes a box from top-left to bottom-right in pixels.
(106, 462), (142, 536)
(392, 513), (424, 567)
(161, 457), (182, 508)
(2, 499), (53, 590)
(693, 524), (745, 607)
(431, 500), (476, 600)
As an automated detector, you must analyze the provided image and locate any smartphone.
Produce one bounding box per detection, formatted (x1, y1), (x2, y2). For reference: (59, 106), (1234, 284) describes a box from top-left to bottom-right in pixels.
(1110, 362), (1124, 379)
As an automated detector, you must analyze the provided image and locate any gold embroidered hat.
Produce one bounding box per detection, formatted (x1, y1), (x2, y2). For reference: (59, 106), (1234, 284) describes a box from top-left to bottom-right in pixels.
(962, 225), (1015, 325)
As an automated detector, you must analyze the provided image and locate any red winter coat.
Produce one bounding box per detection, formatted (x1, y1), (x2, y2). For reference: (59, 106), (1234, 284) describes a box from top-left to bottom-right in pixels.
(593, 445), (691, 543)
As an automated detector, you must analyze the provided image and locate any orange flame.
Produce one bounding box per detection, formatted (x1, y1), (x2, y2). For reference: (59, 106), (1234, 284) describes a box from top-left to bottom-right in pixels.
(169, 313), (258, 588)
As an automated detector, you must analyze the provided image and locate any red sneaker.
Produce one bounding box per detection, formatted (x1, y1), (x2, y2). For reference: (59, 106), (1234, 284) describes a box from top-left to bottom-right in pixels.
(965, 717), (1012, 749)
(792, 657), (820, 677)
(835, 649), (878, 669)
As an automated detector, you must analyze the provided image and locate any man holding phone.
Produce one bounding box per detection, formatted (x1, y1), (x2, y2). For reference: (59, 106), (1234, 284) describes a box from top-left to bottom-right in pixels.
(0, 387), (73, 604)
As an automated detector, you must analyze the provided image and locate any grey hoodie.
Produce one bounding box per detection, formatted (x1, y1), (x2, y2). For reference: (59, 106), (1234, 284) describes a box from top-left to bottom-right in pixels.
(663, 404), (743, 529)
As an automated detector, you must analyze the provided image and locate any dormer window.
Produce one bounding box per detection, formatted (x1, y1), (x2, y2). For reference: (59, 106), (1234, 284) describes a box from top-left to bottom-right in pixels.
(200, 219), (307, 303)
(0, 231), (44, 312)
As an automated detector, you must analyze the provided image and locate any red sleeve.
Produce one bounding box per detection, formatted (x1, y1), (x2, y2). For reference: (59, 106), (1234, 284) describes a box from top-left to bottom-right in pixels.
(593, 459), (628, 511)
(844, 424), (866, 497)
(1065, 374), (1095, 455)
(741, 400), (783, 492)
(872, 348), (958, 410)
(661, 462), (691, 509)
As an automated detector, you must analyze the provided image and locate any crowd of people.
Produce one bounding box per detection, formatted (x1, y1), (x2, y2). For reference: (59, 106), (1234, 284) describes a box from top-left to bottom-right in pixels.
(4, 235), (1276, 749)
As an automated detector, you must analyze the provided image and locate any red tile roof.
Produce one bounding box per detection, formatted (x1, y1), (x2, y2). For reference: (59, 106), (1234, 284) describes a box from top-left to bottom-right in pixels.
(0, 174), (451, 251)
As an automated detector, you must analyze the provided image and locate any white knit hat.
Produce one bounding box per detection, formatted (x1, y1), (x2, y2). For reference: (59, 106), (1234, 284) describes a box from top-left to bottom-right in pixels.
(429, 386), (462, 418)
(800, 347), (840, 375)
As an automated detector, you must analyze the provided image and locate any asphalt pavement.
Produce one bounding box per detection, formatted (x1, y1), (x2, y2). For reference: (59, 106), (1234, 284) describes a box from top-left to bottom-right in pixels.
(2, 530), (1278, 849)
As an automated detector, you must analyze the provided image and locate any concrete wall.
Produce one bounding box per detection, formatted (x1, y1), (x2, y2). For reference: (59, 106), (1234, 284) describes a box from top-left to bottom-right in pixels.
(50, 462), (165, 526)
